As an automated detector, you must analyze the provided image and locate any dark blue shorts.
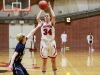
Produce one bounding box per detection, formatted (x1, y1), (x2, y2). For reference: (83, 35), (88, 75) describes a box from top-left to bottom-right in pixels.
(89, 41), (92, 43)
(13, 63), (29, 75)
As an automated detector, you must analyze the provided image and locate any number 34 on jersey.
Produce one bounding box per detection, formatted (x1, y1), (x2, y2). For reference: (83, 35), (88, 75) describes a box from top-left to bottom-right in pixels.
(43, 29), (52, 35)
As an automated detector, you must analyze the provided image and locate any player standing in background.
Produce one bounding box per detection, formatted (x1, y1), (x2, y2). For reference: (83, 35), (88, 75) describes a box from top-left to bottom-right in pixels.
(37, 1), (57, 75)
(30, 33), (36, 49)
(61, 30), (67, 53)
(86, 32), (94, 53)
(30, 33), (36, 57)
(8, 23), (42, 75)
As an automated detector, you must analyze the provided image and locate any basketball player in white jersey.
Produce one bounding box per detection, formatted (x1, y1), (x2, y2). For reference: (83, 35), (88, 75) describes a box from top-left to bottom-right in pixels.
(30, 33), (36, 49)
(86, 32), (94, 53)
(61, 30), (67, 53)
(37, 1), (57, 75)
(30, 33), (36, 57)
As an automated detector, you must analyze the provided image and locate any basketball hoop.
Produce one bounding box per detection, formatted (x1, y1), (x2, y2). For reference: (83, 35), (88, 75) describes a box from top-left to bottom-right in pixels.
(13, 8), (20, 16)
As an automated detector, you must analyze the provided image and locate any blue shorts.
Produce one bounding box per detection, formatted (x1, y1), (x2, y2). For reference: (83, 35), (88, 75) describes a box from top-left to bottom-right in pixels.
(13, 63), (29, 75)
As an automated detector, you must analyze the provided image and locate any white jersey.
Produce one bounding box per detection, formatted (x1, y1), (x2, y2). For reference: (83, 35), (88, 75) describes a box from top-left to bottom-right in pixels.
(30, 35), (36, 42)
(41, 22), (55, 41)
(61, 34), (67, 42)
(86, 35), (93, 43)
(40, 22), (57, 58)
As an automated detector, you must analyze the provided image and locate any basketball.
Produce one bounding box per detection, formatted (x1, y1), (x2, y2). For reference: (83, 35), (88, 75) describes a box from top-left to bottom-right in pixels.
(39, 0), (47, 10)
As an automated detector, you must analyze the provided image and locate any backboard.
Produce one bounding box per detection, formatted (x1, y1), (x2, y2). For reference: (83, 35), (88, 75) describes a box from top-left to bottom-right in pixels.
(2, 0), (31, 12)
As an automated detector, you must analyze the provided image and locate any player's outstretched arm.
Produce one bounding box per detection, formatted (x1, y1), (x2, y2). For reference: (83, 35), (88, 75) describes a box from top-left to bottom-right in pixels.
(27, 22), (43, 39)
(37, 10), (43, 23)
(48, 1), (55, 27)
(8, 52), (18, 71)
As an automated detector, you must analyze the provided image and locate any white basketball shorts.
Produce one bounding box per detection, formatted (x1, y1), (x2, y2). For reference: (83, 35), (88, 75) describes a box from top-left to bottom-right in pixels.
(40, 40), (57, 58)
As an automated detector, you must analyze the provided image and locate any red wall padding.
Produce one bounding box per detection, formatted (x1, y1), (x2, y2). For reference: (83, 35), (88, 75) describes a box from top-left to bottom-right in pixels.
(0, 23), (9, 50)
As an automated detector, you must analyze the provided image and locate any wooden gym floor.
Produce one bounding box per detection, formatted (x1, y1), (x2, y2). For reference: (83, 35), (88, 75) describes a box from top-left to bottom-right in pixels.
(0, 49), (100, 75)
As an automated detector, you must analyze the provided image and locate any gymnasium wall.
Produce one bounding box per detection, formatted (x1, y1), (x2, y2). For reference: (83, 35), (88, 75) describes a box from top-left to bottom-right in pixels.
(0, 15), (100, 51)
(0, 24), (9, 50)
(36, 15), (100, 51)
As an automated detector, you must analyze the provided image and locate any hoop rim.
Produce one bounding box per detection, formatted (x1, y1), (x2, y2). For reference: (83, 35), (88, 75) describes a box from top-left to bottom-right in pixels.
(13, 8), (20, 16)
(13, 8), (20, 11)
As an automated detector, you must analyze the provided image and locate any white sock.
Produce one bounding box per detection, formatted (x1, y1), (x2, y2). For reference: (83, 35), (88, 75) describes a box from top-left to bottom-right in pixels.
(42, 71), (46, 75)
(53, 69), (57, 75)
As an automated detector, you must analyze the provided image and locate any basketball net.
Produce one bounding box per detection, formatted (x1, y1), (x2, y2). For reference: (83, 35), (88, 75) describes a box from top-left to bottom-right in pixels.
(13, 8), (20, 16)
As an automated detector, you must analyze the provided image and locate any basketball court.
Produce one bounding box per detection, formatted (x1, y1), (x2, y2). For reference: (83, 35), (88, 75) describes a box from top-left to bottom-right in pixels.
(0, 50), (100, 75)
(0, 0), (100, 75)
